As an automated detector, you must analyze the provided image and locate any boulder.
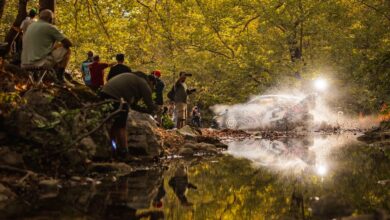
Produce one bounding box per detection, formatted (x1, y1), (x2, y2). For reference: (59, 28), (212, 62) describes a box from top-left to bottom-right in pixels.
(0, 183), (16, 203)
(177, 125), (202, 138)
(196, 142), (218, 153)
(182, 142), (218, 154)
(126, 110), (162, 157)
(38, 179), (60, 199)
(0, 147), (24, 167)
(178, 147), (194, 156)
(79, 137), (97, 157)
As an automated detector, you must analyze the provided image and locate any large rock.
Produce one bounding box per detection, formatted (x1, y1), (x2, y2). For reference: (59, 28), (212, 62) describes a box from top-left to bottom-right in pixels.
(0, 183), (16, 204)
(126, 110), (162, 157)
(0, 147), (24, 167)
(177, 125), (202, 137)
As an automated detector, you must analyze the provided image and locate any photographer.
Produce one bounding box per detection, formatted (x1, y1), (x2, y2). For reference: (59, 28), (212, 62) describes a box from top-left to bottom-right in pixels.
(174, 72), (196, 129)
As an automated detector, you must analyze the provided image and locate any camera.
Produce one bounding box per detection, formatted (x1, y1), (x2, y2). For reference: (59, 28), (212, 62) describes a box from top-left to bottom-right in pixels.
(180, 71), (192, 77)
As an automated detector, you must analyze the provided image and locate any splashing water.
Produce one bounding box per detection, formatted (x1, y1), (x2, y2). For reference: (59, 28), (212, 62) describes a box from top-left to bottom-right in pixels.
(212, 94), (376, 130)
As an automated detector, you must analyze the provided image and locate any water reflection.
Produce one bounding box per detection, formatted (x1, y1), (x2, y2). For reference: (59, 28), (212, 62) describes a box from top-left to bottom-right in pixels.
(168, 164), (198, 206)
(227, 134), (359, 176)
(2, 134), (389, 220)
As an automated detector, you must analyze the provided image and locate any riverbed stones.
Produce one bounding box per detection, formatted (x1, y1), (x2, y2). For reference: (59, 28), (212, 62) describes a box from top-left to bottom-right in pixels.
(0, 183), (16, 204)
(88, 162), (134, 175)
(180, 142), (219, 156)
(0, 147), (24, 167)
(178, 147), (194, 156)
(38, 179), (60, 199)
(177, 125), (202, 138)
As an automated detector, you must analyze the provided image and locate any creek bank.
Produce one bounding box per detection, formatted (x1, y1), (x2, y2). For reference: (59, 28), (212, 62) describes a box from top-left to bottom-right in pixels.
(0, 67), (230, 206)
(358, 121), (390, 150)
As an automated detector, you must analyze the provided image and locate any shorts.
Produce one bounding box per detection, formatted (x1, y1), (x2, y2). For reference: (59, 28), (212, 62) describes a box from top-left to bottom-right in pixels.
(24, 47), (69, 68)
(175, 102), (187, 121)
(100, 92), (129, 128)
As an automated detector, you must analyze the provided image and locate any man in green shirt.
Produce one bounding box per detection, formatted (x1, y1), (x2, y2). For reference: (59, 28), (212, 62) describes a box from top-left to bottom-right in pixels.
(21, 9), (72, 82)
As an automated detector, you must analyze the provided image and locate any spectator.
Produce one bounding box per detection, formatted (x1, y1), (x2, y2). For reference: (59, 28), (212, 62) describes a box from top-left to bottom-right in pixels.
(100, 72), (157, 159)
(107, 53), (132, 81)
(20, 9), (38, 33)
(191, 106), (201, 127)
(174, 72), (196, 129)
(152, 70), (165, 124)
(21, 9), (73, 82)
(89, 55), (114, 90)
(81, 51), (93, 86)
(168, 164), (197, 206)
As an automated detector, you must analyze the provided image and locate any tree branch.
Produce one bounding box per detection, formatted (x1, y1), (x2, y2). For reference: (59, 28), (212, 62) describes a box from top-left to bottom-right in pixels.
(354, 0), (390, 21)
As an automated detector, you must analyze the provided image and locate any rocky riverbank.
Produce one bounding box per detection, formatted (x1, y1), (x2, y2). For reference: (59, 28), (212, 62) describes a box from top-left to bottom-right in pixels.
(358, 121), (390, 149)
(0, 67), (230, 209)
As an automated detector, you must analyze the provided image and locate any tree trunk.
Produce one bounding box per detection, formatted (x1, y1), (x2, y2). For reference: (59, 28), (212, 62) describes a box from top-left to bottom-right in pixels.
(4, 0), (27, 53)
(39, 0), (55, 12)
(0, 0), (6, 20)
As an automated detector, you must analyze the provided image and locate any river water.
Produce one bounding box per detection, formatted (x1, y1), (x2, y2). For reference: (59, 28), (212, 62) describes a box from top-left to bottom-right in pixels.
(2, 134), (390, 219)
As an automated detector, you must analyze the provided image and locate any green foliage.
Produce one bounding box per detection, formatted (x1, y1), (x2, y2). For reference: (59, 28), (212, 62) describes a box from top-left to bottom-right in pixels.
(1, 0), (389, 112)
(0, 92), (25, 115)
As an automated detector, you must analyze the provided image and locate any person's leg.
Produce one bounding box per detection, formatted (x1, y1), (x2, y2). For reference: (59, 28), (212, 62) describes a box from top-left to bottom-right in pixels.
(175, 102), (181, 128)
(51, 47), (71, 81)
(156, 105), (163, 125)
(114, 104), (129, 157)
(182, 103), (188, 128)
(118, 127), (128, 150)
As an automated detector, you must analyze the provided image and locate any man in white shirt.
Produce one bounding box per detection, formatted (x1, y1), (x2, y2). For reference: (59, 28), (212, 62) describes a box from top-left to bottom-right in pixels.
(20, 9), (37, 33)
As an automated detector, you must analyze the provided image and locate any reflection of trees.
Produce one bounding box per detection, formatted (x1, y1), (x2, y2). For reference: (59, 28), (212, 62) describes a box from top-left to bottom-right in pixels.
(163, 142), (389, 219)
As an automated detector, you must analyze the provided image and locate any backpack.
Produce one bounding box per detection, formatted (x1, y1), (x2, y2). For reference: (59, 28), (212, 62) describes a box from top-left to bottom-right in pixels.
(167, 86), (175, 101)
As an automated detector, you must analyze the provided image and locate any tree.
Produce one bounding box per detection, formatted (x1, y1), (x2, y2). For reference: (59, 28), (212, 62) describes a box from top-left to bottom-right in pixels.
(39, 0), (55, 12)
(4, 0), (27, 53)
(0, 0), (6, 19)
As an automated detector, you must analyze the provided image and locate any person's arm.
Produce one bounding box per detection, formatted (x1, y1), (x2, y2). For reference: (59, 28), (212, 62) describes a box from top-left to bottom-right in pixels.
(187, 88), (196, 95)
(100, 63), (110, 69)
(107, 67), (114, 81)
(140, 83), (157, 114)
(81, 63), (86, 78)
(19, 20), (26, 32)
(61, 38), (72, 49)
(47, 24), (72, 49)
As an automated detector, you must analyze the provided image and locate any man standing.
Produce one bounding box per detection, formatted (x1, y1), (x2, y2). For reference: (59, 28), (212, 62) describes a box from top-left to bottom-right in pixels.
(20, 9), (38, 33)
(107, 53), (132, 81)
(152, 70), (165, 125)
(88, 55), (114, 90)
(81, 51), (93, 86)
(100, 72), (157, 158)
(174, 72), (196, 129)
(21, 9), (73, 82)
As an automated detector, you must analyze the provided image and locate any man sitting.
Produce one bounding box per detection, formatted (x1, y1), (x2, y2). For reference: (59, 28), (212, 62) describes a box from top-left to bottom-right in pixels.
(100, 72), (157, 158)
(107, 53), (132, 81)
(21, 9), (72, 82)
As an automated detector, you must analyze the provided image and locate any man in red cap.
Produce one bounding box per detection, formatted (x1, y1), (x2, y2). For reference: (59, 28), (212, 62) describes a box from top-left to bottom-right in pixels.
(152, 70), (165, 124)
